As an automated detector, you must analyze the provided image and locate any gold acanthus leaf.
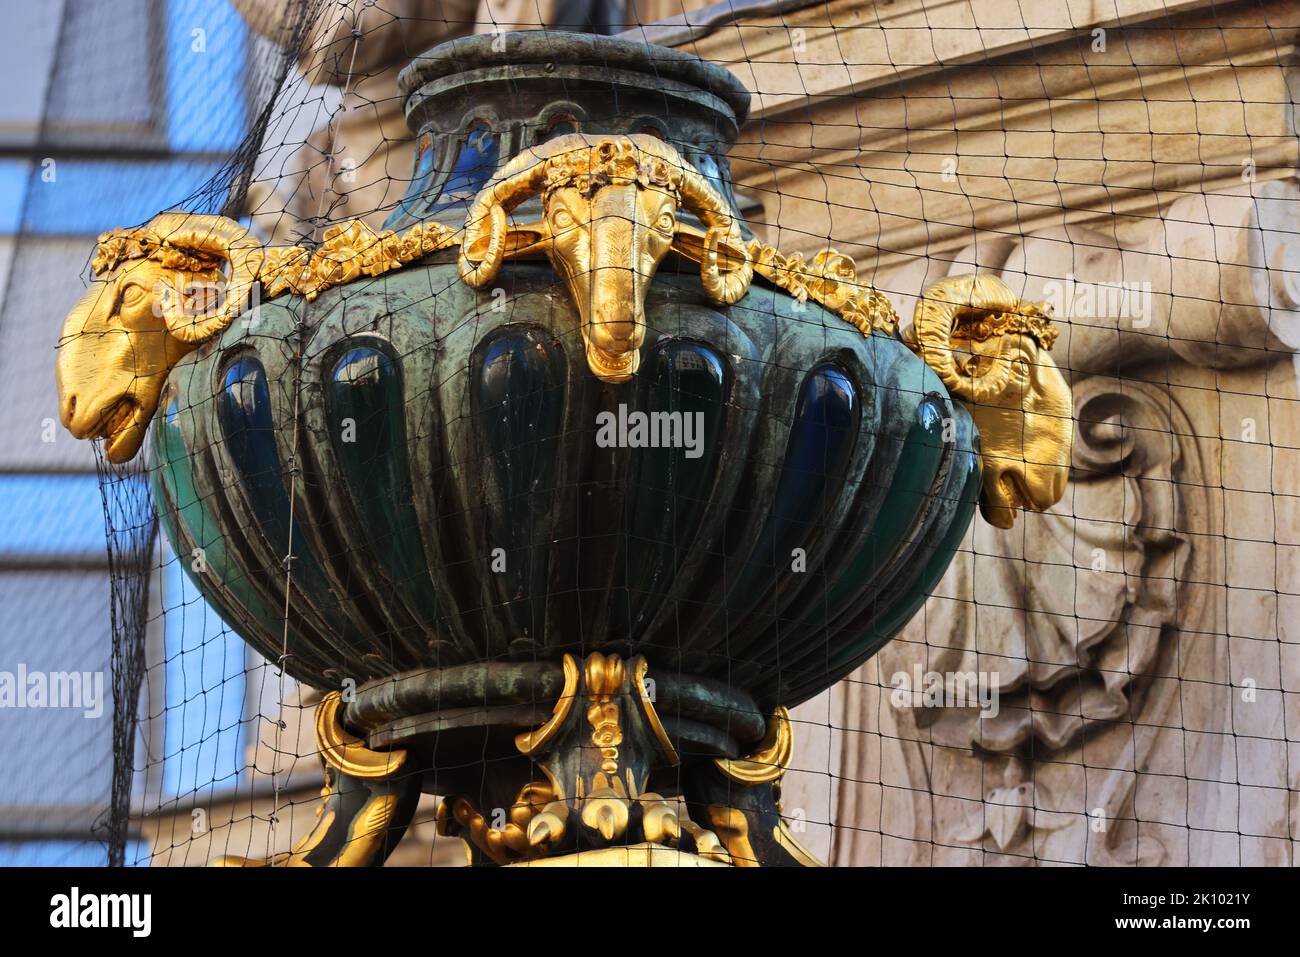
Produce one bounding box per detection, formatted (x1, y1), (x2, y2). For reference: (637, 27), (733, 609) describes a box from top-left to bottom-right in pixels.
(261, 220), (460, 301)
(747, 239), (900, 337)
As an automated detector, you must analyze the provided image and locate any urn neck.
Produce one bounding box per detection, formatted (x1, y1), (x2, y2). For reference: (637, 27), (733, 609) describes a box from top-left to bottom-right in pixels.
(384, 31), (752, 233)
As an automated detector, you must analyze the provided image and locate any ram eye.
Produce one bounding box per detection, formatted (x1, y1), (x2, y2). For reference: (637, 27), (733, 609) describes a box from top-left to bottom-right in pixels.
(121, 284), (147, 308)
(551, 209), (575, 230)
(655, 211), (676, 233)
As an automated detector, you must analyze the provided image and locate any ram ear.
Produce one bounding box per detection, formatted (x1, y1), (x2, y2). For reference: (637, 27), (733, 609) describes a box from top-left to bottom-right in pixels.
(671, 222), (748, 273)
(462, 219), (550, 266)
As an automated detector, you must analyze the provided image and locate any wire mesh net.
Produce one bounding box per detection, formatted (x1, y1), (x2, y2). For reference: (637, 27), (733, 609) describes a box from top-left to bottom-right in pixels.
(4, 0), (1297, 867)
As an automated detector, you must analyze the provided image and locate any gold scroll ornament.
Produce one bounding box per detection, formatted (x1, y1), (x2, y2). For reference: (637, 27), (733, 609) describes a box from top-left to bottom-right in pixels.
(210, 692), (410, 867)
(709, 706), (825, 867)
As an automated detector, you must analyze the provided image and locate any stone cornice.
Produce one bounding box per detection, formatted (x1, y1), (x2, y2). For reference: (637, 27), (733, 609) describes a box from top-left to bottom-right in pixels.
(669, 0), (1290, 120)
(669, 0), (1298, 268)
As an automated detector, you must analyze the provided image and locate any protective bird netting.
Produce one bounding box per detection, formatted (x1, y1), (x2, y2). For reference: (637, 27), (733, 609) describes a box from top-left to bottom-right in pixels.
(3, 0), (1297, 867)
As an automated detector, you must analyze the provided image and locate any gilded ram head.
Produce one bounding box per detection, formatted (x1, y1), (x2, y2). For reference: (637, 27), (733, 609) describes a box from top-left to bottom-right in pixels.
(458, 133), (752, 381)
(910, 273), (1073, 529)
(56, 213), (262, 462)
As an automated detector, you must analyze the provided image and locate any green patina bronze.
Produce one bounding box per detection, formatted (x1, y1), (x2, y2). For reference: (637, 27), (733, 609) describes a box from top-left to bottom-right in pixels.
(149, 33), (980, 718)
(144, 32), (983, 864)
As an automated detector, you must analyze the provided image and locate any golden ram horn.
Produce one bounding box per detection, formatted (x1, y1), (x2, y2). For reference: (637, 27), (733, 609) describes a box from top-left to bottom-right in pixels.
(912, 273), (1033, 404)
(670, 164), (753, 305)
(457, 135), (586, 287)
(144, 212), (265, 343)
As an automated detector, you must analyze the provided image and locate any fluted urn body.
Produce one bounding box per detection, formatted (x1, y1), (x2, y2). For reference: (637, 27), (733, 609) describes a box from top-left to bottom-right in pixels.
(150, 33), (980, 714)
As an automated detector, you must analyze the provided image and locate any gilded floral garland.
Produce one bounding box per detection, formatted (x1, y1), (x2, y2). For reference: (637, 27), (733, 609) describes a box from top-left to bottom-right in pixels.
(258, 218), (903, 338)
(261, 219), (460, 301)
(747, 240), (900, 337)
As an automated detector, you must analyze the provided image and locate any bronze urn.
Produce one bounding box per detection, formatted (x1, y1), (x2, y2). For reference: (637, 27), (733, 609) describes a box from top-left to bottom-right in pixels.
(54, 31), (1073, 866)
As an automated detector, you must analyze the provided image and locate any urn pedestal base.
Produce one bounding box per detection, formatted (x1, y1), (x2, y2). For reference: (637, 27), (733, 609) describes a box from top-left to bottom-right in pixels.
(354, 657), (819, 867)
(214, 657), (822, 867)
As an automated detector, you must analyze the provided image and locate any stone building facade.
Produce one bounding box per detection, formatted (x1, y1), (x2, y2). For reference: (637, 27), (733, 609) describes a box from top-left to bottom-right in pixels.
(688, 0), (1300, 866)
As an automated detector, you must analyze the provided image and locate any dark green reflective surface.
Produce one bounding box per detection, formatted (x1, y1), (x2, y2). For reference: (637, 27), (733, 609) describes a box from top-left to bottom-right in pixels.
(151, 264), (980, 707)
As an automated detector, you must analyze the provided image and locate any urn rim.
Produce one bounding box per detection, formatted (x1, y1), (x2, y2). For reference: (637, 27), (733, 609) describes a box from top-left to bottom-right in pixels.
(397, 29), (752, 125)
